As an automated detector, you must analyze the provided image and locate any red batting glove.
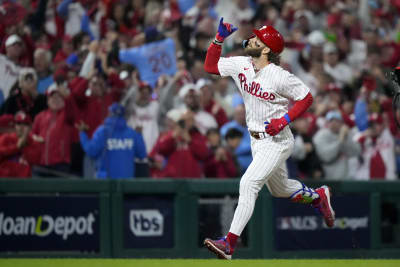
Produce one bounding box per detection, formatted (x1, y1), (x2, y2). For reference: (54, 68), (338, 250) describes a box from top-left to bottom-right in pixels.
(265, 117), (289, 136)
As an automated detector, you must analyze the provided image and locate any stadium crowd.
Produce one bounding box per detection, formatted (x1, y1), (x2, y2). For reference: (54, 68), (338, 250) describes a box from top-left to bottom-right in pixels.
(0, 0), (399, 181)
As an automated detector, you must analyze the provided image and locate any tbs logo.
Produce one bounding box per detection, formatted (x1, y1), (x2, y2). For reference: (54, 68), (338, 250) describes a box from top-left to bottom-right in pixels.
(130, 210), (163, 237)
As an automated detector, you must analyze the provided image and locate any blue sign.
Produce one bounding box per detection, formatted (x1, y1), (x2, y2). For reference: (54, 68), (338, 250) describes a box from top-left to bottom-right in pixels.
(274, 194), (370, 250)
(0, 195), (100, 252)
(123, 195), (174, 248)
(119, 38), (177, 88)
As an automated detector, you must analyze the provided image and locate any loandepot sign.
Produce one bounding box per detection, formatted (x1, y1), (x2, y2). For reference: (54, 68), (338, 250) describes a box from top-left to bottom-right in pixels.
(0, 212), (95, 240)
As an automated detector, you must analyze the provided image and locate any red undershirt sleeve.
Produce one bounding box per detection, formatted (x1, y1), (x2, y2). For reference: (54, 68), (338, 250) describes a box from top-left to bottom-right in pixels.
(287, 92), (313, 122)
(204, 43), (222, 75)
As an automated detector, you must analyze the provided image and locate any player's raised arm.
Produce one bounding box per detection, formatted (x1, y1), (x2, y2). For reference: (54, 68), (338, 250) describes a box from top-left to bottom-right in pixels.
(204, 18), (238, 75)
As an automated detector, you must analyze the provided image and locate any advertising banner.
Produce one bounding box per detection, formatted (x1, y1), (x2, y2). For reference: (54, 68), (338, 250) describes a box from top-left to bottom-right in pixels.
(0, 195), (100, 252)
(274, 194), (370, 250)
(123, 195), (174, 249)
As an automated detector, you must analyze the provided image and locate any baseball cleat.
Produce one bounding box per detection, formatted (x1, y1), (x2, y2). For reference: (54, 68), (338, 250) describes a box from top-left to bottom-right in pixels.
(313, 185), (335, 227)
(204, 237), (232, 260)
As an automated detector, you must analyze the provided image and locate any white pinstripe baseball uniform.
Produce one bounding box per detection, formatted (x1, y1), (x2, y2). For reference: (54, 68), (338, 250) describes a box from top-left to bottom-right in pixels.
(218, 56), (318, 236)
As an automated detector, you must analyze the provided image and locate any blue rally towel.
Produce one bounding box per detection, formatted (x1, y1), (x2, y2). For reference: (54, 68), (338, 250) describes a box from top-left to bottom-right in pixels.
(119, 38), (177, 88)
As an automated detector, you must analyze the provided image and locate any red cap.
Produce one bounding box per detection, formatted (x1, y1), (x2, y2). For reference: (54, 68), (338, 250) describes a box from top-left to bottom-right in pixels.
(252, 25), (284, 54)
(14, 111), (32, 124)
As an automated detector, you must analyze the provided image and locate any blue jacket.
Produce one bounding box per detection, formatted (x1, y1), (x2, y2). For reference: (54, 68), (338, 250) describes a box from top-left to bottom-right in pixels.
(80, 116), (147, 179)
(220, 121), (252, 174)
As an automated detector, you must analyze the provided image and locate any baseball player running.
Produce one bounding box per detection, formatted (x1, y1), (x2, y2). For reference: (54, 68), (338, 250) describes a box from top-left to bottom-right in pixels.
(203, 18), (335, 260)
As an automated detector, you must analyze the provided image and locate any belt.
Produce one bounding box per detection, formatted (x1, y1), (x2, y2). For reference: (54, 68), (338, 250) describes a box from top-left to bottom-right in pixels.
(249, 131), (268, 140)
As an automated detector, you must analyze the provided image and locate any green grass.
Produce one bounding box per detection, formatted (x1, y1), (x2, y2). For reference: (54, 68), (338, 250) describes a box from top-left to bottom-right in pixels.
(1, 259), (400, 267)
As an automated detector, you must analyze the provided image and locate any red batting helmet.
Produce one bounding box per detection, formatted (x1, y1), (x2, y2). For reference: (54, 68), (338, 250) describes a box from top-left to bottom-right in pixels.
(252, 26), (284, 54)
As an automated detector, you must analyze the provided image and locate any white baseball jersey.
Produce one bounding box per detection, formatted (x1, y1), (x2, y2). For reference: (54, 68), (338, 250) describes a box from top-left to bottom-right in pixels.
(127, 100), (160, 153)
(218, 56), (309, 133)
(0, 54), (20, 99)
(217, 56), (315, 236)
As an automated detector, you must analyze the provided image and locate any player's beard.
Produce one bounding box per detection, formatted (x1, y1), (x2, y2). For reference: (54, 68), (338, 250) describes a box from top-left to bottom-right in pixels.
(244, 46), (264, 58)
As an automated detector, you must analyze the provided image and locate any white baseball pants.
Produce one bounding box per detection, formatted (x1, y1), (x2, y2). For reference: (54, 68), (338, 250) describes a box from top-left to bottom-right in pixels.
(229, 132), (303, 236)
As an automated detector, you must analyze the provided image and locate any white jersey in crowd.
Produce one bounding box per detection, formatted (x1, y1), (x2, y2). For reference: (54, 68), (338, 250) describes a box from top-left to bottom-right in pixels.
(218, 56), (309, 133)
(0, 54), (20, 99)
(127, 100), (160, 154)
(354, 128), (397, 180)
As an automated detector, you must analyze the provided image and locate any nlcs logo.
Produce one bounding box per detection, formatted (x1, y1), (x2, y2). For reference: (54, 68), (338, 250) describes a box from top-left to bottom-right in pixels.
(129, 210), (163, 237)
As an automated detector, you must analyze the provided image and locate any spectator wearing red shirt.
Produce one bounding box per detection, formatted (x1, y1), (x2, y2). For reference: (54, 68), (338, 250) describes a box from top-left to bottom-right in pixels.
(70, 41), (124, 139)
(0, 111), (42, 178)
(31, 83), (75, 177)
(152, 110), (209, 178)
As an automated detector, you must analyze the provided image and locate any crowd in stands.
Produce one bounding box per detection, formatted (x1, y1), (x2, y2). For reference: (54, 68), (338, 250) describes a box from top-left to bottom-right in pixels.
(0, 0), (399, 181)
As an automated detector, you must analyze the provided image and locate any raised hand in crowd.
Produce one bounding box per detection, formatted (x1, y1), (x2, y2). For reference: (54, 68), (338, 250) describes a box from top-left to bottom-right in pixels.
(57, 82), (70, 98)
(75, 120), (89, 132)
(16, 124), (30, 149)
(338, 124), (350, 142)
(89, 40), (99, 54)
(173, 111), (195, 144)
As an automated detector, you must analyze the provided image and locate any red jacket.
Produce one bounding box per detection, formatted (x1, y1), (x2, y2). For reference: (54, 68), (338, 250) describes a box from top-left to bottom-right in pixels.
(32, 101), (74, 166)
(69, 74), (123, 139)
(204, 148), (238, 178)
(0, 132), (41, 177)
(153, 129), (209, 178)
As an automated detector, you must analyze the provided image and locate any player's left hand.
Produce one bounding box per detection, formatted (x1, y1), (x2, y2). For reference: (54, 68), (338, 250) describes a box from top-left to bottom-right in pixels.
(264, 117), (288, 136)
(216, 17), (238, 42)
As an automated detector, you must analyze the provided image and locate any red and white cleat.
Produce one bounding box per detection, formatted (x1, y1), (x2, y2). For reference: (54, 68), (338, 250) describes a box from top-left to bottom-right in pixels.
(313, 185), (335, 228)
(204, 237), (232, 260)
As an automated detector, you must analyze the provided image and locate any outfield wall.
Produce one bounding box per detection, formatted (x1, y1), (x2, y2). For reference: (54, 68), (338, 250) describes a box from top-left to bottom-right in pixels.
(0, 179), (399, 259)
